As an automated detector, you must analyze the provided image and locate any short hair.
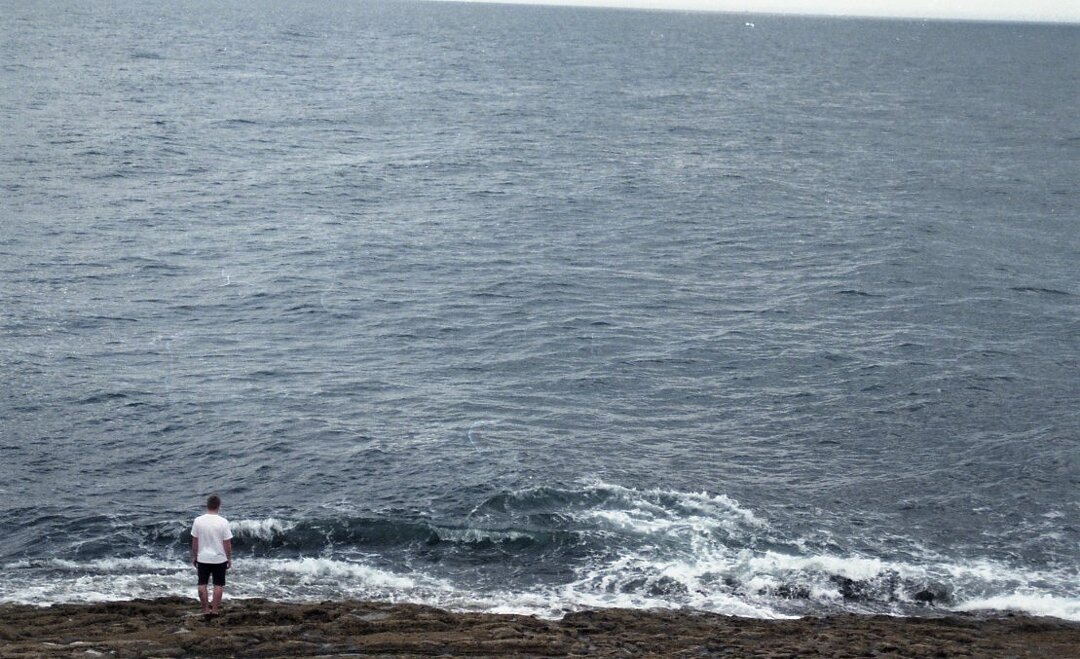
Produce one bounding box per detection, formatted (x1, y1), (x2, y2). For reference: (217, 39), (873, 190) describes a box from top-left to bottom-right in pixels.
(206, 494), (222, 510)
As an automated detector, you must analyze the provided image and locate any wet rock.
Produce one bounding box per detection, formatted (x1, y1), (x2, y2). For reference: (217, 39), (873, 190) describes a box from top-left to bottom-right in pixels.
(770, 583), (813, 600)
(912, 581), (952, 607)
(830, 575), (867, 601)
(1, 598), (1078, 657)
(647, 576), (690, 597)
(489, 625), (523, 639)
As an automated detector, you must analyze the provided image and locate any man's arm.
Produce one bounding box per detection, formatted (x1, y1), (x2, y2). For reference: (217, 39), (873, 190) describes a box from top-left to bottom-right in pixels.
(191, 537), (199, 567)
(224, 539), (232, 569)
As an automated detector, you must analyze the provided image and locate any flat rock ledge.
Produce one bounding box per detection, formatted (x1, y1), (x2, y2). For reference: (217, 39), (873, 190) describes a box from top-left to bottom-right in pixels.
(1, 597), (1078, 658)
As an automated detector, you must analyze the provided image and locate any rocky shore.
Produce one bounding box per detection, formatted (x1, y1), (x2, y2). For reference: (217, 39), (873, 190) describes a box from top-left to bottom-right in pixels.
(2, 597), (1078, 658)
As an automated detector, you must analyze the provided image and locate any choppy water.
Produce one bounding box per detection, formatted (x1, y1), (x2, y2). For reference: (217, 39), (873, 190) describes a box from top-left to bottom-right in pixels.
(1, 0), (1078, 620)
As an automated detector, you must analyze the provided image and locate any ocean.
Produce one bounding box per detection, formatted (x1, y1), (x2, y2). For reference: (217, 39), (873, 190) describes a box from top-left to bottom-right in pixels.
(1, 0), (1078, 620)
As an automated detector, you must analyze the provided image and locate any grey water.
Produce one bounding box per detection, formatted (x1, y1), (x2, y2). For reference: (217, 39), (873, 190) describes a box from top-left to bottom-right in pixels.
(1, 0), (1078, 619)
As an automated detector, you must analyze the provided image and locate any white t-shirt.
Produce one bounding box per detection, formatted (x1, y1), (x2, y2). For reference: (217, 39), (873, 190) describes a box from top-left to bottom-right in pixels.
(191, 513), (233, 564)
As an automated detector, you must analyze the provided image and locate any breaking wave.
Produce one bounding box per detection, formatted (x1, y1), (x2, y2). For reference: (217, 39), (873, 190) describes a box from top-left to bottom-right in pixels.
(3, 482), (1076, 621)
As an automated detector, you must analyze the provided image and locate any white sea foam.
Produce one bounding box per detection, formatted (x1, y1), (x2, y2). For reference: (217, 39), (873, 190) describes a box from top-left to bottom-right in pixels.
(434, 527), (534, 543)
(2, 549), (1075, 621)
(229, 517), (296, 539)
(47, 557), (180, 572)
(535, 482), (1080, 620)
(575, 539), (1080, 619)
(577, 479), (766, 528)
(464, 480), (1080, 620)
(954, 594), (1080, 621)
(0, 556), (449, 607)
(0, 550), (784, 618)
(0, 567), (194, 606)
(743, 551), (890, 581)
(568, 480), (766, 548)
(257, 557), (421, 589)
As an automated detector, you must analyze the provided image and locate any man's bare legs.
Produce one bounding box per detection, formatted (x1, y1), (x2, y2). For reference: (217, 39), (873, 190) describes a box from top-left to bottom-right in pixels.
(197, 584), (223, 615)
(197, 584), (210, 614)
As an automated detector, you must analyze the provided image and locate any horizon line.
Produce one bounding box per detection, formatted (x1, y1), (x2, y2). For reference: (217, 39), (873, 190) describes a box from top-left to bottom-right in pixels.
(420, 0), (1080, 25)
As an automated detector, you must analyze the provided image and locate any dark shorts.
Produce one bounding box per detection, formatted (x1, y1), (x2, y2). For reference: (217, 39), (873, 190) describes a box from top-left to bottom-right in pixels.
(197, 561), (227, 587)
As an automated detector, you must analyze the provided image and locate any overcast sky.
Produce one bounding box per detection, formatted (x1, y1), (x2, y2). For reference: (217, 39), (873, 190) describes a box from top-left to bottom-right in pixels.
(444, 0), (1080, 23)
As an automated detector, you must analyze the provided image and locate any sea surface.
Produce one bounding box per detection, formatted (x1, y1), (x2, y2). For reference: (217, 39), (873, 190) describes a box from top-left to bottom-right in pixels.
(1, 0), (1078, 620)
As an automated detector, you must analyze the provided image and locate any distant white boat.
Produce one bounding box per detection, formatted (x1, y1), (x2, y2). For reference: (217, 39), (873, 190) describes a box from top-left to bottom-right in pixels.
(745, 22), (755, 28)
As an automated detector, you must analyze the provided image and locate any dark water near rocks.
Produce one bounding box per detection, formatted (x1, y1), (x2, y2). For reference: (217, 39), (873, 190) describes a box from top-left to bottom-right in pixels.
(1, 0), (1077, 619)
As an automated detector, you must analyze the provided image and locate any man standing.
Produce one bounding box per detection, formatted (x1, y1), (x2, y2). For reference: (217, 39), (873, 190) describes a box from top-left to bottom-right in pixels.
(191, 494), (233, 617)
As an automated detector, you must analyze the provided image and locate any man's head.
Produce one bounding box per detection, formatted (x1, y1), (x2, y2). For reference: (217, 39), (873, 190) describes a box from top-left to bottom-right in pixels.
(206, 494), (222, 512)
